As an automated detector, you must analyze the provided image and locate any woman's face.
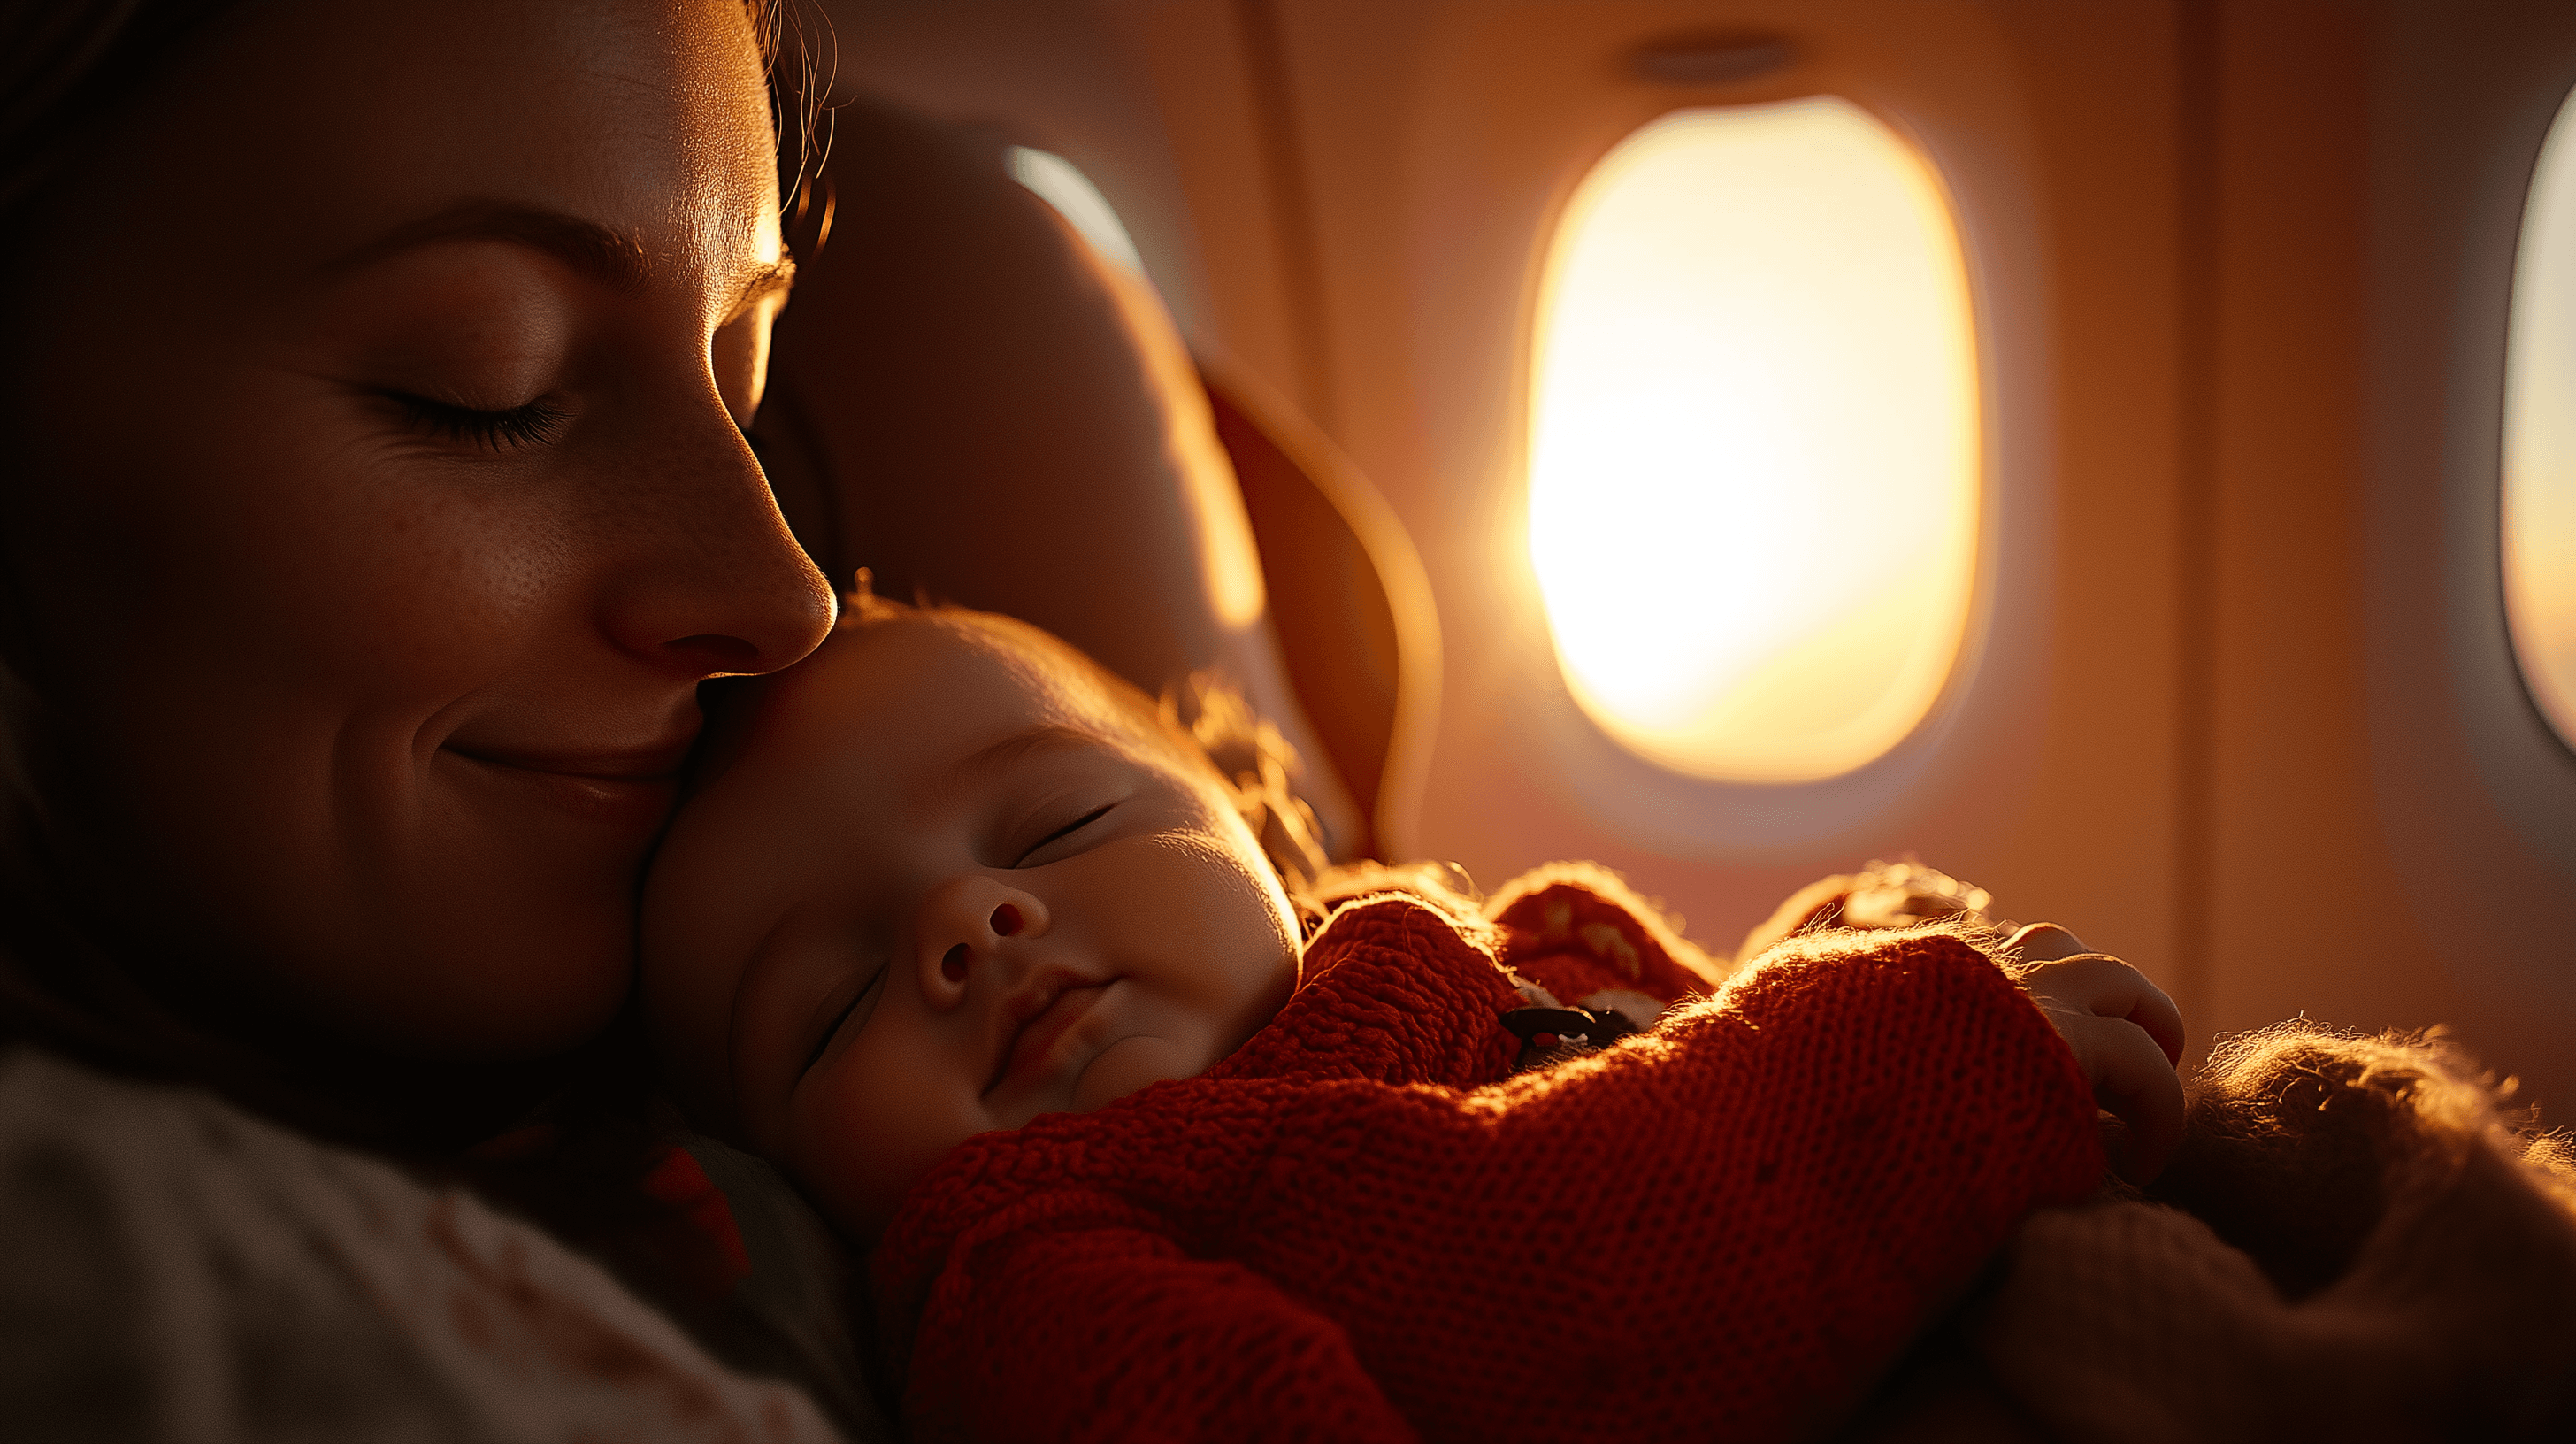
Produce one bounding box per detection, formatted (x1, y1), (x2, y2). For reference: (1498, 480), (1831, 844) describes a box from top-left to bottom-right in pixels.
(0, 0), (835, 1060)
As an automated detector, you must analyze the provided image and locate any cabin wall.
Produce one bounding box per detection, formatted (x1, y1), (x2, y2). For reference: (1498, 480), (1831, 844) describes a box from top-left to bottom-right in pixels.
(2181, 0), (2576, 1114)
(1230, 0), (2190, 1023)
(2348, 0), (2576, 1106)
(820, 0), (2576, 1111)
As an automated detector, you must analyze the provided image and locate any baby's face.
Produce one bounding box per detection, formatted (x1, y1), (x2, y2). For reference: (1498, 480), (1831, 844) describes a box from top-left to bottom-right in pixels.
(643, 612), (1300, 1234)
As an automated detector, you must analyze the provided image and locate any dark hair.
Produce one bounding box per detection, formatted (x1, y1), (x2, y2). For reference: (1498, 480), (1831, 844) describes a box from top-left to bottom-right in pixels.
(748, 0), (840, 263)
(0, 0), (226, 1071)
(0, 2), (238, 216)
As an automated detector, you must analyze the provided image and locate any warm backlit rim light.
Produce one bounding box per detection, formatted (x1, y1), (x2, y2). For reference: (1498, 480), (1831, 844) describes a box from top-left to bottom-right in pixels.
(2505, 88), (2576, 752)
(1008, 146), (1147, 278)
(1526, 97), (1982, 783)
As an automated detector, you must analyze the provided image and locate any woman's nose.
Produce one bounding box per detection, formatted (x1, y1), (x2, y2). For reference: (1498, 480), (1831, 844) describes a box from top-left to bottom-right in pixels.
(914, 875), (1052, 1010)
(597, 407), (836, 680)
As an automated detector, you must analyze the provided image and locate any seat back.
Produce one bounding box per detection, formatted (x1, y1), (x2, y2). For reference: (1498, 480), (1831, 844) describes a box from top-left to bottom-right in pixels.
(1204, 364), (1438, 862)
(754, 96), (1433, 859)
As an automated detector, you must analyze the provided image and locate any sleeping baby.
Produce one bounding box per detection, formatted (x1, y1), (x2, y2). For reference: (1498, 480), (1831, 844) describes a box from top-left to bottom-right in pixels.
(640, 591), (2186, 1444)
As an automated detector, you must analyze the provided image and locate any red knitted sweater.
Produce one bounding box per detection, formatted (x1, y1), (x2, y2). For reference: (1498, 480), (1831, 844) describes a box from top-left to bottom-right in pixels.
(872, 871), (2104, 1443)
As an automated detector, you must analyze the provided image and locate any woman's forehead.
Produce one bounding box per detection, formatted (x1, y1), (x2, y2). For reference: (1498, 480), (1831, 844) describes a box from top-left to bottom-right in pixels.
(96, 0), (778, 306)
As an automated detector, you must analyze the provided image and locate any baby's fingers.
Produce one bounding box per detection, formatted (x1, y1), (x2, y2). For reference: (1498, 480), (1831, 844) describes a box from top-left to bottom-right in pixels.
(2020, 954), (2187, 1064)
(2006, 923), (2090, 965)
(2074, 1014), (2187, 1185)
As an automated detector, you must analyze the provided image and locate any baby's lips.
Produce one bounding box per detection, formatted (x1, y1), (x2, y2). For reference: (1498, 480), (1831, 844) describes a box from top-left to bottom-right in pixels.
(998, 982), (1115, 1100)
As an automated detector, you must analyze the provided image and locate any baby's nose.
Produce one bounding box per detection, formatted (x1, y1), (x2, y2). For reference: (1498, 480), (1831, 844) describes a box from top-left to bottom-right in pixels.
(915, 877), (1050, 1004)
(937, 902), (1024, 982)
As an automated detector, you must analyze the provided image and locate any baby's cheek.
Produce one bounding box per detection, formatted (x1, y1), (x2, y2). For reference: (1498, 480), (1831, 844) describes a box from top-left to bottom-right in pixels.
(788, 1058), (978, 1236)
(1071, 1034), (1204, 1112)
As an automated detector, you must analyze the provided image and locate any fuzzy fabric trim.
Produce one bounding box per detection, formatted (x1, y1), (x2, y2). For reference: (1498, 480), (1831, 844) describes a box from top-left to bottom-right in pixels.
(1852, 1021), (2576, 1442)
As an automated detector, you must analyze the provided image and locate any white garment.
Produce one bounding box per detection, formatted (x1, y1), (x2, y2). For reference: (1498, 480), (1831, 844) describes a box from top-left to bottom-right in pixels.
(0, 1048), (846, 1443)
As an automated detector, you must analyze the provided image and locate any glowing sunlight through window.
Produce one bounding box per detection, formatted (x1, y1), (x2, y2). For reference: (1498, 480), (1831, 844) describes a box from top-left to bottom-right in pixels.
(1526, 98), (1980, 783)
(1008, 147), (1146, 278)
(2505, 88), (2576, 751)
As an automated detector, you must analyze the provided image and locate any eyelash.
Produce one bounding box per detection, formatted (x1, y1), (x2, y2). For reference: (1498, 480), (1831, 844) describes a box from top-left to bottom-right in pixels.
(1014, 804), (1114, 868)
(389, 392), (569, 450)
(802, 964), (887, 1077)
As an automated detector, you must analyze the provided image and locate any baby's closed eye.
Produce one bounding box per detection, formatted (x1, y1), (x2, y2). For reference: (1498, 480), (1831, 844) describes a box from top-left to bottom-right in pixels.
(804, 964), (890, 1076)
(1013, 803), (1116, 867)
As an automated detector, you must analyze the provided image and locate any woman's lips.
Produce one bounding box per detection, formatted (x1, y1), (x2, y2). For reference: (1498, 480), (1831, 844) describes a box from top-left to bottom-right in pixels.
(990, 980), (1114, 1098)
(438, 736), (694, 833)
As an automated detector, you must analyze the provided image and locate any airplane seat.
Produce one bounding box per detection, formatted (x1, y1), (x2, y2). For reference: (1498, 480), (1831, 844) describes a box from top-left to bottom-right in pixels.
(752, 94), (1433, 864)
(1200, 363), (1438, 865)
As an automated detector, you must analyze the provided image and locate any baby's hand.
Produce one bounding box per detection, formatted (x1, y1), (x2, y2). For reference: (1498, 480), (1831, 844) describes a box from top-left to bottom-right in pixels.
(2006, 924), (2187, 1185)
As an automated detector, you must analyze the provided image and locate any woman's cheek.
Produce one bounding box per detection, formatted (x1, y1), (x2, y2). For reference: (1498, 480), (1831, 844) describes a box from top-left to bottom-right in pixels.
(31, 358), (635, 1055)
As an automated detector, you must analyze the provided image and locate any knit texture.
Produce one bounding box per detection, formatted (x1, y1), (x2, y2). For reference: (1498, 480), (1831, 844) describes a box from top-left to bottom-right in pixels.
(872, 872), (2104, 1444)
(1484, 863), (1729, 1008)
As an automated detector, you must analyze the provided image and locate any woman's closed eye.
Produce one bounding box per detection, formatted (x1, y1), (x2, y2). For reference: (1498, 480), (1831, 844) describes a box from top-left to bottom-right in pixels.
(384, 390), (570, 450)
(1013, 803), (1114, 868)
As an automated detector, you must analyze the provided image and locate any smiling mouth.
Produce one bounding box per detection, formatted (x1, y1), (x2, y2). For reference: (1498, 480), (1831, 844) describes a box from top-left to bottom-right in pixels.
(438, 738), (695, 833)
(985, 979), (1115, 1099)
(443, 735), (696, 781)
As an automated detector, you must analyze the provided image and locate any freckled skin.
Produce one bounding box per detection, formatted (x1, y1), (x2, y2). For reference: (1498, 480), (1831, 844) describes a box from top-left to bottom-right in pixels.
(0, 1), (833, 1061)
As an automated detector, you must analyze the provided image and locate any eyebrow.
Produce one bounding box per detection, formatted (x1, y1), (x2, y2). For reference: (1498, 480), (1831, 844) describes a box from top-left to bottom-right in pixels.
(949, 723), (1121, 784)
(327, 200), (652, 295)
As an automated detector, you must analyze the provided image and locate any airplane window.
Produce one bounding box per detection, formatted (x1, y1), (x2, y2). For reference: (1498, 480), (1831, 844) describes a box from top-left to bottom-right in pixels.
(1526, 97), (1980, 783)
(2504, 87), (2576, 752)
(1006, 146), (1147, 278)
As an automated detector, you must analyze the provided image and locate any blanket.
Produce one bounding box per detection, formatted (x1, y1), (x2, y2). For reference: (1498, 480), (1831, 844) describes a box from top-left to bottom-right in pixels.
(1854, 1022), (2576, 1442)
(877, 882), (2104, 1444)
